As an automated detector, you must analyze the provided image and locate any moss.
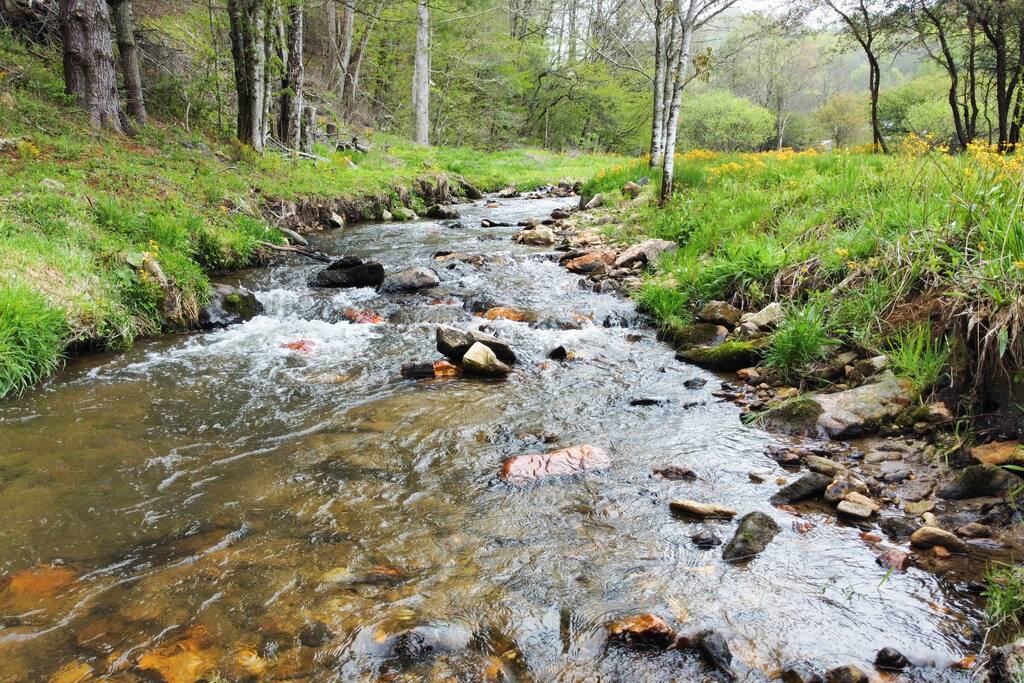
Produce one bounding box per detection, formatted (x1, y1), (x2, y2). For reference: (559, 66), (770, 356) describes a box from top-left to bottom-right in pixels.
(675, 337), (770, 371)
(751, 395), (825, 435)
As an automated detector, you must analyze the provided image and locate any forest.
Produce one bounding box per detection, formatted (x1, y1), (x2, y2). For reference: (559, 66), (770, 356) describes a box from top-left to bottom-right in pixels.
(2, 0), (1024, 682)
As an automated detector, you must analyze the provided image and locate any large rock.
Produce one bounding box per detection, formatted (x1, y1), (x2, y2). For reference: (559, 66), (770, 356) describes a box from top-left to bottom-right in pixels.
(722, 511), (780, 563)
(425, 204), (460, 219)
(811, 373), (916, 438)
(311, 256), (386, 288)
(458, 179), (484, 200)
(676, 338), (769, 371)
(514, 227), (556, 246)
(198, 284), (263, 328)
(770, 473), (831, 504)
(461, 342), (511, 376)
(937, 464), (1010, 500)
(695, 630), (732, 673)
(621, 181), (642, 199)
(613, 239), (677, 269)
(824, 665), (868, 683)
(500, 444), (611, 483)
(380, 266), (440, 292)
(391, 207), (417, 221)
(910, 526), (969, 553)
(435, 325), (516, 365)
(669, 500), (737, 519)
(583, 193), (604, 210)
(739, 302), (786, 331)
(565, 250), (616, 274)
(697, 300), (742, 327)
(970, 440), (1023, 466)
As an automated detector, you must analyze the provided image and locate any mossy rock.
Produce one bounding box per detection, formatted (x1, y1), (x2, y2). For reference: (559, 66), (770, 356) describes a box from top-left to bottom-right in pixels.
(675, 337), (770, 371)
(658, 322), (729, 351)
(752, 395), (825, 436)
(391, 207), (417, 221)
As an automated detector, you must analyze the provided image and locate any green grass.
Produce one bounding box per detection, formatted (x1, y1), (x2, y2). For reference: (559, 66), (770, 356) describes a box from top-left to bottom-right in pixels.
(626, 145), (1024, 400)
(0, 31), (627, 397)
(986, 562), (1024, 633)
(0, 282), (69, 396)
(764, 303), (833, 381)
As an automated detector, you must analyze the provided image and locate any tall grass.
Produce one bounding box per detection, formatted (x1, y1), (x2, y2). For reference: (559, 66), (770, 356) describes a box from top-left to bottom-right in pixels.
(886, 323), (950, 392)
(764, 303), (833, 381)
(986, 562), (1024, 632)
(0, 283), (68, 397)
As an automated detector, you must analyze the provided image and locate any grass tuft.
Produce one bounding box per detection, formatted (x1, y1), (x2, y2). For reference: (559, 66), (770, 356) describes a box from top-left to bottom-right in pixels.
(764, 303), (833, 381)
(0, 282), (69, 397)
(886, 322), (950, 393)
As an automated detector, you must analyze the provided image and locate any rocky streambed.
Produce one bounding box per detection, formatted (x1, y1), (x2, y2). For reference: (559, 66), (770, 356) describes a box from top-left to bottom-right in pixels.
(0, 192), (1013, 682)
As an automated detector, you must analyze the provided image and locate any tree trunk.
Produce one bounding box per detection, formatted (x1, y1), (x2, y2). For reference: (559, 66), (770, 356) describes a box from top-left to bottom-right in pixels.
(61, 0), (123, 132)
(278, 0), (303, 149)
(649, 0), (666, 167)
(867, 55), (887, 153)
(227, 0), (268, 151)
(343, 1), (381, 120)
(337, 0), (354, 101)
(567, 0), (577, 63)
(108, 0), (146, 124)
(660, 0), (698, 206)
(300, 104), (316, 152)
(412, 0), (429, 145)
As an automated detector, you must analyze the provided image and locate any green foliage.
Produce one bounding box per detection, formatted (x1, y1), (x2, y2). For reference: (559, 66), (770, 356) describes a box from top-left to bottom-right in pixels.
(886, 323), (950, 392)
(764, 303), (833, 380)
(987, 563), (1024, 632)
(0, 282), (69, 397)
(814, 93), (868, 147)
(679, 91), (775, 152)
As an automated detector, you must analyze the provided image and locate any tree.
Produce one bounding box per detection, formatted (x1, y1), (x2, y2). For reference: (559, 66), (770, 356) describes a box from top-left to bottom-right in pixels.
(412, 0), (429, 144)
(227, 0), (269, 150)
(821, 0), (895, 152)
(815, 91), (867, 146)
(679, 90), (775, 151)
(278, 0), (304, 149)
(108, 0), (146, 124)
(60, 0), (123, 132)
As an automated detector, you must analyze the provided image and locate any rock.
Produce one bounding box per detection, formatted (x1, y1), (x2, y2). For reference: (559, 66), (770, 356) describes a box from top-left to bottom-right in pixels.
(770, 473), (831, 504)
(739, 302), (786, 331)
(722, 512), (781, 563)
(299, 620), (335, 647)
(875, 647), (911, 670)
(607, 613), (676, 648)
(500, 444), (611, 483)
(613, 239), (677, 269)
(400, 361), (436, 379)
(518, 217), (541, 228)
(695, 630), (732, 673)
(676, 338), (769, 371)
(847, 355), (888, 384)
(691, 530), (722, 549)
(824, 664), (868, 683)
(782, 662), (824, 683)
(654, 465), (696, 480)
(311, 257), (386, 288)
(621, 181), (642, 198)
(876, 548), (911, 571)
(40, 177), (67, 192)
(425, 204), (460, 219)
(496, 186), (519, 198)
(435, 326), (517, 365)
(683, 377), (707, 389)
(381, 266), (440, 292)
(462, 342), (511, 377)
(198, 284), (264, 328)
(803, 455), (847, 477)
(823, 474), (867, 503)
(970, 440), (1023, 466)
(381, 209), (393, 221)
(583, 193), (604, 210)
(903, 499), (935, 515)
(910, 526), (969, 553)
(137, 626), (216, 683)
(565, 250), (616, 274)
(327, 212), (345, 228)
(844, 491), (879, 511)
(389, 623), (472, 661)
(669, 500), (737, 519)
(458, 179), (484, 199)
(278, 226), (309, 245)
(391, 207), (417, 221)
(0, 137), (17, 152)
(937, 464), (1010, 499)
(812, 373), (916, 439)
(697, 300), (742, 327)
(837, 500), (874, 519)
(957, 522), (992, 538)
(480, 306), (532, 323)
(805, 352), (859, 382)
(514, 227), (556, 246)
(662, 322), (729, 349)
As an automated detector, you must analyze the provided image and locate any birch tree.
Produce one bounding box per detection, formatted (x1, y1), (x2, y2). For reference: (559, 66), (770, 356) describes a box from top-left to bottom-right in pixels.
(227, 0), (269, 150)
(278, 0), (304, 149)
(412, 0), (430, 144)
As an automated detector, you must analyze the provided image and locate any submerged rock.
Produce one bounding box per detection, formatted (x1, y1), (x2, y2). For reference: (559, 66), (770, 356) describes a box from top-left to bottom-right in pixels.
(199, 284), (264, 328)
(691, 530), (723, 549)
(381, 266), (440, 292)
(500, 444), (611, 483)
(937, 464), (1010, 500)
(910, 526), (969, 553)
(607, 613), (676, 648)
(823, 664), (868, 683)
(874, 647), (911, 670)
(461, 342), (511, 376)
(722, 512), (780, 563)
(782, 662), (823, 683)
(695, 630), (732, 673)
(654, 465), (696, 480)
(670, 500), (737, 519)
(311, 256), (385, 288)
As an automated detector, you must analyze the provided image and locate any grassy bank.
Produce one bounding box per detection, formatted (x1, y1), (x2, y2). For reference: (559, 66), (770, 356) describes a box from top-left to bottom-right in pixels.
(0, 33), (624, 397)
(591, 145), (1024, 416)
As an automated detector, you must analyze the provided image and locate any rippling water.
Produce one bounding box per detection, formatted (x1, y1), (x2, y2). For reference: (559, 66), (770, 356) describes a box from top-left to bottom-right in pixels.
(0, 197), (981, 681)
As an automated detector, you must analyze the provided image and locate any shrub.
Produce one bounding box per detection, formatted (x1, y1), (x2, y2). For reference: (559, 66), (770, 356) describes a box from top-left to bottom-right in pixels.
(0, 283), (69, 397)
(679, 90), (775, 152)
(764, 303), (833, 380)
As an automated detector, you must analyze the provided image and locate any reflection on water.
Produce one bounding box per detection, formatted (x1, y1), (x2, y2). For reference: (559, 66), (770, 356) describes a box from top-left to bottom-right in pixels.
(0, 197), (980, 681)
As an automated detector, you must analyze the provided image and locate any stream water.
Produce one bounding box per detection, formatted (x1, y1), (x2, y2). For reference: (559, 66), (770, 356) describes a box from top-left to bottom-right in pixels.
(0, 196), (984, 681)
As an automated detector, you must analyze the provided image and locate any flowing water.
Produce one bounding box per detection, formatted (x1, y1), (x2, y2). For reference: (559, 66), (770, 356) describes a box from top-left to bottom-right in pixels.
(0, 197), (985, 681)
